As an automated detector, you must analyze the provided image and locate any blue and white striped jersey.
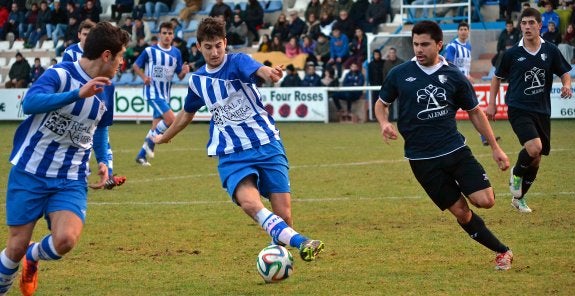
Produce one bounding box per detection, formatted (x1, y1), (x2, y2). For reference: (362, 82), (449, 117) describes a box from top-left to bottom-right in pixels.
(62, 43), (83, 62)
(444, 39), (472, 76)
(10, 61), (114, 180)
(134, 44), (184, 101)
(184, 53), (280, 156)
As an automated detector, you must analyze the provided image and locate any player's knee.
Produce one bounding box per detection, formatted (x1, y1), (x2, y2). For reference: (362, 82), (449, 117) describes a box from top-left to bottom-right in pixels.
(51, 233), (79, 255)
(525, 142), (542, 158)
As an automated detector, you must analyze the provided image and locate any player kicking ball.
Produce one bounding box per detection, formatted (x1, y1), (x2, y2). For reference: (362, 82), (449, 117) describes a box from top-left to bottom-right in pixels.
(153, 17), (324, 262)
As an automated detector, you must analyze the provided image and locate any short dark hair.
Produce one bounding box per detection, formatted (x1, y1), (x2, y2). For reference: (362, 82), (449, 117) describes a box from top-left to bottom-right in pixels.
(197, 17), (227, 43)
(159, 21), (174, 32)
(412, 21), (443, 43)
(78, 19), (95, 33)
(519, 7), (542, 23)
(83, 22), (130, 60)
(505, 19), (514, 26)
(458, 21), (469, 30)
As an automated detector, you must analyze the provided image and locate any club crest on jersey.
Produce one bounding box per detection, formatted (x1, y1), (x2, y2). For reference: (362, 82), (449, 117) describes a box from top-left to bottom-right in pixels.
(438, 75), (447, 84)
(541, 53), (547, 61)
(416, 84), (449, 120)
(524, 67), (545, 95)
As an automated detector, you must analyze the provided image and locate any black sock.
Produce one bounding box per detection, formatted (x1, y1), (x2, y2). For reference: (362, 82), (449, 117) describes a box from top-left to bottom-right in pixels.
(513, 148), (534, 176)
(521, 166), (539, 197)
(459, 211), (509, 253)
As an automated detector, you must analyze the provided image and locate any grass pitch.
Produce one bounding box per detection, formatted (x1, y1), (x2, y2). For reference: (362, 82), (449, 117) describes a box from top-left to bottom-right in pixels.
(0, 120), (574, 295)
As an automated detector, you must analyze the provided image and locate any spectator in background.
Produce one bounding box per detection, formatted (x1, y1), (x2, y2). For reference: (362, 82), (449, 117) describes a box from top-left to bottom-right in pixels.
(5, 52), (31, 88)
(125, 35), (148, 69)
(343, 27), (367, 69)
(62, 19), (95, 62)
(0, 6), (8, 40)
(321, 66), (339, 87)
(173, 37), (189, 63)
(305, 13), (321, 40)
(121, 16), (134, 33)
(349, 0), (369, 31)
(314, 32), (331, 67)
(285, 35), (302, 58)
(328, 26), (349, 78)
(541, 1), (559, 34)
(302, 62), (322, 87)
(179, 0), (201, 23)
(50, 58), (57, 66)
(559, 23), (575, 63)
(146, 0), (173, 21)
(270, 33), (285, 52)
(333, 10), (355, 40)
(56, 14), (80, 57)
(280, 64), (302, 87)
(334, 0), (354, 17)
(19, 2), (38, 41)
(271, 13), (289, 43)
(305, 0), (322, 20)
(131, 17), (152, 46)
(170, 17), (183, 39)
(301, 35), (317, 64)
(111, 0), (134, 21)
(258, 34), (272, 52)
(29, 57), (45, 85)
(66, 1), (81, 23)
(188, 42), (205, 71)
(49, 0), (68, 48)
(209, 0), (232, 24)
(287, 10), (306, 40)
(493, 19), (521, 68)
(132, 0), (146, 20)
(318, 10), (336, 37)
(365, 0), (387, 34)
(3, 3), (23, 40)
(25, 0), (50, 48)
(321, 0), (337, 18)
(381, 47), (403, 82)
(332, 62), (364, 121)
(244, 0), (264, 42)
(82, 0), (103, 23)
(542, 21), (561, 44)
(368, 48), (384, 115)
(227, 13), (248, 46)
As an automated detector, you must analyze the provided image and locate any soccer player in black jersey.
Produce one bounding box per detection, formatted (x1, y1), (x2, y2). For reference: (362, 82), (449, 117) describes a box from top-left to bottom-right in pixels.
(487, 8), (572, 213)
(375, 21), (514, 270)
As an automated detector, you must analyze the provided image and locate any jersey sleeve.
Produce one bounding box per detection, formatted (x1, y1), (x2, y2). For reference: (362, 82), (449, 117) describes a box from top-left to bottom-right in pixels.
(134, 47), (149, 69)
(98, 84), (115, 127)
(62, 50), (73, 62)
(494, 49), (511, 78)
(453, 75), (479, 111)
(22, 68), (80, 114)
(184, 79), (206, 113)
(378, 67), (399, 104)
(551, 46), (572, 77)
(235, 53), (263, 82)
(174, 48), (183, 74)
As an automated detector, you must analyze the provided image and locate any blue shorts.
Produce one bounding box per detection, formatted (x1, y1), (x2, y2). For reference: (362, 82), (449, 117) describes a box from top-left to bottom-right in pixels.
(6, 166), (88, 227)
(148, 98), (172, 119)
(217, 140), (290, 204)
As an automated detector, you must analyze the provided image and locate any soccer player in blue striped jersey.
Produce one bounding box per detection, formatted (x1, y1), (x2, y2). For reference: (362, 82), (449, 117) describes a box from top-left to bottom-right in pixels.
(62, 20), (127, 190)
(133, 21), (190, 166)
(444, 22), (501, 146)
(375, 21), (513, 270)
(487, 8), (572, 213)
(0, 23), (130, 295)
(153, 17), (324, 262)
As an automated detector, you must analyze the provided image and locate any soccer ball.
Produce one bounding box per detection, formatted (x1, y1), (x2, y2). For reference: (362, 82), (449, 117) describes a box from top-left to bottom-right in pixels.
(256, 245), (294, 283)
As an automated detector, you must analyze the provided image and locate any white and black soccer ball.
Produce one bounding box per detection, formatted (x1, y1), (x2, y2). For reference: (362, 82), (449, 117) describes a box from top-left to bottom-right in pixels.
(256, 245), (294, 283)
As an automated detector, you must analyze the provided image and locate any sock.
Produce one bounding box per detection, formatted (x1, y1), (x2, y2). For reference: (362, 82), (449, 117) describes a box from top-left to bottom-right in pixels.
(255, 208), (308, 248)
(153, 120), (169, 136)
(513, 148), (534, 177)
(27, 235), (62, 262)
(0, 249), (19, 293)
(459, 211), (509, 253)
(137, 148), (147, 159)
(107, 141), (114, 176)
(521, 166), (539, 197)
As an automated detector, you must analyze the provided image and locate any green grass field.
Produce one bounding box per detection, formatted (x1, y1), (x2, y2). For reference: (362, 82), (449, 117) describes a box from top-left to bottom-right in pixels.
(0, 120), (574, 295)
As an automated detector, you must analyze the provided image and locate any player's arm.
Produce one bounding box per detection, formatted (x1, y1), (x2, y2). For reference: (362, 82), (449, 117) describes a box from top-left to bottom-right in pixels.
(178, 63), (190, 80)
(256, 64), (284, 84)
(374, 99), (398, 144)
(468, 107), (509, 171)
(132, 63), (151, 85)
(560, 72), (572, 99)
(154, 110), (196, 144)
(89, 126), (110, 189)
(486, 76), (502, 120)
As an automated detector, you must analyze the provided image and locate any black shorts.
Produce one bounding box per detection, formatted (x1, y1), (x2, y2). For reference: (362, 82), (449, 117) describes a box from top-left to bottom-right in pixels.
(409, 147), (491, 211)
(507, 107), (551, 155)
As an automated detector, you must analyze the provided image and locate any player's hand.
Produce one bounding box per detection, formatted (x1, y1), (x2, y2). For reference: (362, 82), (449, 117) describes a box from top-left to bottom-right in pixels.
(492, 148), (510, 171)
(270, 64), (284, 83)
(560, 86), (572, 99)
(153, 134), (169, 144)
(380, 122), (398, 144)
(143, 76), (152, 85)
(485, 104), (497, 121)
(89, 162), (109, 190)
(79, 77), (111, 98)
(181, 64), (190, 75)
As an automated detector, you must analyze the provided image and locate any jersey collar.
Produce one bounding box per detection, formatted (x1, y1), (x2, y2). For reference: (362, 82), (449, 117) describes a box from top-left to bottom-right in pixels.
(518, 36), (545, 47)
